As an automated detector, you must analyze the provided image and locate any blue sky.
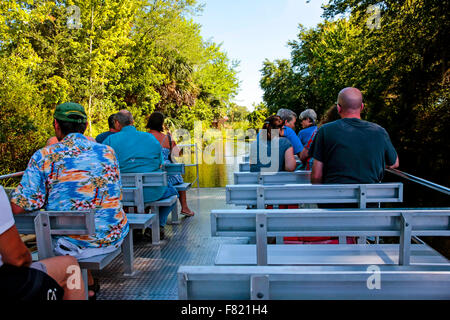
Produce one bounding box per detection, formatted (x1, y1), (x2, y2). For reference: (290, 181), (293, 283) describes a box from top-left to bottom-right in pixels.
(194, 0), (327, 110)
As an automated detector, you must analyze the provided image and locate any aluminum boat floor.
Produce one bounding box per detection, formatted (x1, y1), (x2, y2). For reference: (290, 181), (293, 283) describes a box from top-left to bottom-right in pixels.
(96, 187), (248, 300)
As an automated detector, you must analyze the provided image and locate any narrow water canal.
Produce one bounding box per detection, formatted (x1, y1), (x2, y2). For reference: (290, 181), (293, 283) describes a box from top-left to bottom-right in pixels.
(181, 140), (250, 188)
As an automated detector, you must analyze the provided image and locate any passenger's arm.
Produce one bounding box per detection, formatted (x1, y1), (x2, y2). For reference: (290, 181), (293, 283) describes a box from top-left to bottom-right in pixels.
(284, 147), (297, 172)
(10, 151), (46, 214)
(311, 159), (324, 184)
(0, 225), (32, 267)
(171, 137), (183, 157)
(384, 130), (399, 170)
(283, 127), (304, 157)
(299, 148), (309, 163)
(387, 156), (399, 169)
(10, 202), (25, 215)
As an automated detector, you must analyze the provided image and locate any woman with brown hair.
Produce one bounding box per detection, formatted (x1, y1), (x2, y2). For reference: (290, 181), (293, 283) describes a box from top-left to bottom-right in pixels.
(299, 104), (340, 169)
(249, 115), (297, 172)
(146, 112), (195, 217)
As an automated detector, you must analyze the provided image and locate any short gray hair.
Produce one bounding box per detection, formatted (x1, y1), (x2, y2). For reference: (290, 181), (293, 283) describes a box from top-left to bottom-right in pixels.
(300, 109), (317, 122)
(276, 108), (297, 123)
(115, 110), (134, 126)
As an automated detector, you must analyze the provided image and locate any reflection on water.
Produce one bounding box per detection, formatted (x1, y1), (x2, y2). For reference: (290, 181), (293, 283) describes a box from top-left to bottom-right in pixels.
(179, 140), (249, 188)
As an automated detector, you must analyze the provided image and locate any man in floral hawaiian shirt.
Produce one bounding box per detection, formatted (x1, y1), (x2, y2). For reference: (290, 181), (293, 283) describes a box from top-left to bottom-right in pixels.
(10, 102), (129, 260)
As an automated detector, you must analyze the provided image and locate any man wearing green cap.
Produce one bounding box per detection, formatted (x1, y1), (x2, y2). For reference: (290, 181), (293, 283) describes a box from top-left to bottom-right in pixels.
(45, 102), (96, 146)
(9, 102), (129, 298)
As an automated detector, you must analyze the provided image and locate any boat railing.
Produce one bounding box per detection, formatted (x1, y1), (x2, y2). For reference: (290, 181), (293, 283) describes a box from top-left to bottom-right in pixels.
(385, 168), (450, 196)
(0, 171), (25, 180)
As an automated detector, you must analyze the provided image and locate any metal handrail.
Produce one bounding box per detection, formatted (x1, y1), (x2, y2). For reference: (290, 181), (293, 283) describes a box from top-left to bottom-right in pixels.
(385, 168), (450, 196)
(176, 143), (200, 188)
(0, 171), (24, 180)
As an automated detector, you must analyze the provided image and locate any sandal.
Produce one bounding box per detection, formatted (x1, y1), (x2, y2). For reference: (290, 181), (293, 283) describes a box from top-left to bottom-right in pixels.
(180, 210), (195, 217)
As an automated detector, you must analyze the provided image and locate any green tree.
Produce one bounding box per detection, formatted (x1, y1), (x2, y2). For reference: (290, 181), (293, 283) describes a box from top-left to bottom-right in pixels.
(0, 0), (240, 177)
(247, 102), (269, 129)
(260, 58), (307, 115)
(227, 103), (249, 122)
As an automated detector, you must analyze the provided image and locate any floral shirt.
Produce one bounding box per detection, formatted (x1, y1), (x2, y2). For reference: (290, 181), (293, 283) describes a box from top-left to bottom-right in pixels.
(10, 133), (129, 249)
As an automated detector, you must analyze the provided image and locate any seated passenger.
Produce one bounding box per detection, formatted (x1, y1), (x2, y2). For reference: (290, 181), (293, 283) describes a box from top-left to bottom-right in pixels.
(299, 105), (340, 170)
(297, 108), (318, 146)
(310, 87), (399, 184)
(250, 115), (297, 172)
(276, 108), (304, 158)
(146, 112), (195, 217)
(0, 185), (86, 300)
(103, 110), (178, 240)
(9, 102), (128, 299)
(95, 113), (118, 143)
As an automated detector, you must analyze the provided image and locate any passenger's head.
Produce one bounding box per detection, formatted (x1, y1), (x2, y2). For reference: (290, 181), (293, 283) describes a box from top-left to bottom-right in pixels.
(146, 112), (165, 132)
(337, 87), (364, 118)
(108, 114), (118, 131)
(299, 109), (317, 128)
(276, 108), (297, 130)
(319, 104), (340, 127)
(261, 115), (284, 140)
(53, 102), (87, 141)
(114, 109), (134, 130)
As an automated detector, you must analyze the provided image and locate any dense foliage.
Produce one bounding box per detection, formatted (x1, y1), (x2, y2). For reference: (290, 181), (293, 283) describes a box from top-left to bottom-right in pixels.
(0, 0), (239, 175)
(260, 0), (449, 191)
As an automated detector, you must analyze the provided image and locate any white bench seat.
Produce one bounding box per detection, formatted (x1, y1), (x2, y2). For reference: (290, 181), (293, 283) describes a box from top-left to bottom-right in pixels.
(127, 213), (155, 229)
(234, 171), (311, 185)
(146, 194), (178, 207)
(215, 244), (450, 266)
(178, 265), (450, 300)
(174, 182), (192, 192)
(78, 247), (122, 270)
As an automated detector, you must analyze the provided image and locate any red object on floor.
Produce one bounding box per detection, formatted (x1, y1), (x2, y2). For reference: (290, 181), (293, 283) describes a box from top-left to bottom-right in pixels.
(283, 237), (357, 244)
(266, 204), (299, 209)
(265, 204), (357, 244)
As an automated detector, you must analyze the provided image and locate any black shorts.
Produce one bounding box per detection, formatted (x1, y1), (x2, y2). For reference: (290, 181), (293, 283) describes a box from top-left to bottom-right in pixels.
(0, 264), (64, 301)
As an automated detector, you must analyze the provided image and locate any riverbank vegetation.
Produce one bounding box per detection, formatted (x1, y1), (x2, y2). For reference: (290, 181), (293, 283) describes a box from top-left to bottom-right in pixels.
(0, 0), (239, 175)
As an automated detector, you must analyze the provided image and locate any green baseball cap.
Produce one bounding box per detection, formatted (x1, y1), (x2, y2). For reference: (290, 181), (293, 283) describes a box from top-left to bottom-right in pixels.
(54, 102), (87, 123)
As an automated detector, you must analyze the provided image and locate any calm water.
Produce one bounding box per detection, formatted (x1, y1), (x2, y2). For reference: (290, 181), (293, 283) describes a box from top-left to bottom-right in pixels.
(180, 140), (249, 188)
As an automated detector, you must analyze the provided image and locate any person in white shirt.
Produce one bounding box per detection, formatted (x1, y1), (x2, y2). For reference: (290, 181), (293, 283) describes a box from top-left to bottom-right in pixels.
(0, 186), (86, 300)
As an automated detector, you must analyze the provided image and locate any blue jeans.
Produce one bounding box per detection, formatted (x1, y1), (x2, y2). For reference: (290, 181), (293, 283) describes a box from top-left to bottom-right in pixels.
(158, 183), (179, 227)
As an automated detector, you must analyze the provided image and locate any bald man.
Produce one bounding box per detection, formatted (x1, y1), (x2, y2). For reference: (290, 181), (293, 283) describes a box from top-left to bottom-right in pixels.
(309, 87), (399, 184)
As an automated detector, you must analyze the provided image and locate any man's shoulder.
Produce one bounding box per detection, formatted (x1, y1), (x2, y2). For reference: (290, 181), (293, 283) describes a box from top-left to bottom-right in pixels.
(279, 137), (293, 148)
(105, 127), (159, 147)
(300, 125), (316, 133)
(299, 126), (317, 137)
(365, 120), (387, 131)
(96, 131), (107, 138)
(318, 120), (341, 132)
(283, 126), (296, 136)
(103, 129), (130, 144)
(95, 131), (112, 141)
(34, 142), (65, 161)
(94, 140), (114, 151)
(131, 130), (160, 144)
(353, 120), (389, 136)
(283, 126), (301, 142)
